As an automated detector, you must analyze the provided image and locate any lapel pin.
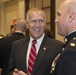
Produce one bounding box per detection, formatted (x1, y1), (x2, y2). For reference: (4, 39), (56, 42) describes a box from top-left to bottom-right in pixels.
(70, 43), (75, 46)
(43, 47), (46, 50)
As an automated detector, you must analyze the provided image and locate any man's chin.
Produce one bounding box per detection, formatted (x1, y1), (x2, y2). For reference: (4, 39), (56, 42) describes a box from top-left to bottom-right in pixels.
(58, 32), (65, 36)
(34, 35), (42, 39)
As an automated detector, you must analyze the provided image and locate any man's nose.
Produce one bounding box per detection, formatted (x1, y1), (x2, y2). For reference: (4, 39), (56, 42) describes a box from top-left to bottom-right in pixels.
(36, 21), (40, 27)
(55, 17), (58, 23)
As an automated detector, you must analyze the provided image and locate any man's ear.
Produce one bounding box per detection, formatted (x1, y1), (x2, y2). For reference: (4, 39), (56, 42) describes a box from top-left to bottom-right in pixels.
(68, 12), (75, 23)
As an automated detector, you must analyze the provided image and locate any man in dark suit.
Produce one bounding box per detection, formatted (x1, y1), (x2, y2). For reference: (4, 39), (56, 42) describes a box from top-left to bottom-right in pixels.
(52, 0), (76, 75)
(0, 18), (26, 75)
(8, 8), (63, 75)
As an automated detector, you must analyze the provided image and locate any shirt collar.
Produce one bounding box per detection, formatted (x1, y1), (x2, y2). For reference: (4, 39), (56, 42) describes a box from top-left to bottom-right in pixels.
(15, 31), (23, 33)
(64, 30), (76, 44)
(68, 30), (76, 35)
(30, 33), (45, 44)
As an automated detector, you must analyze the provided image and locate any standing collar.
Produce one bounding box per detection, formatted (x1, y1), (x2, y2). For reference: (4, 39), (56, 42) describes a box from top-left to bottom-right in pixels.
(64, 31), (76, 45)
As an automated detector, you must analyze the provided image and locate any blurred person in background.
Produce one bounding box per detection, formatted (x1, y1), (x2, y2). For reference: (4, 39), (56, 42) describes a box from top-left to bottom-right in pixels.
(6, 25), (15, 36)
(0, 18), (27, 75)
(0, 34), (4, 39)
(44, 27), (55, 38)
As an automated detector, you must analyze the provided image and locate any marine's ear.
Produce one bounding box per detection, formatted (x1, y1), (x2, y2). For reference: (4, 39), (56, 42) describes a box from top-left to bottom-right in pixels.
(68, 12), (75, 23)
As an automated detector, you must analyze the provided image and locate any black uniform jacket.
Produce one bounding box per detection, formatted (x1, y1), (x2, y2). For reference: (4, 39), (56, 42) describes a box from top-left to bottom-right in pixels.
(53, 31), (76, 75)
(0, 32), (25, 75)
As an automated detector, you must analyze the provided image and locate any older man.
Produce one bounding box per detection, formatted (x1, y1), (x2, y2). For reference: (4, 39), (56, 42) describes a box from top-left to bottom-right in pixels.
(8, 8), (63, 75)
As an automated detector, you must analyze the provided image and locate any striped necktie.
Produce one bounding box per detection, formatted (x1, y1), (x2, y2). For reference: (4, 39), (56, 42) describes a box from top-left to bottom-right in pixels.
(28, 40), (37, 75)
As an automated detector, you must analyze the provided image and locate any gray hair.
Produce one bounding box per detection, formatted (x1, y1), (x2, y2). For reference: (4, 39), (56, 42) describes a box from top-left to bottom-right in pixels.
(26, 7), (46, 22)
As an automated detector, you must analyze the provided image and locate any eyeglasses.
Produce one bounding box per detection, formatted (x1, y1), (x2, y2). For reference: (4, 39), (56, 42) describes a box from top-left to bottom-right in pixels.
(30, 19), (45, 25)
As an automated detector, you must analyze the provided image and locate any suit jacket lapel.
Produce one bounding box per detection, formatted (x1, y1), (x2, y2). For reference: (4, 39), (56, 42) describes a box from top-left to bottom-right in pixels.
(32, 35), (50, 75)
(20, 37), (29, 73)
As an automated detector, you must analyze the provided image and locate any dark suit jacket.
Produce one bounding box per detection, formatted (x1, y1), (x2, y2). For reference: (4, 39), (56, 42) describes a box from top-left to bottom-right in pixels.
(53, 37), (76, 75)
(0, 32), (25, 75)
(8, 35), (63, 75)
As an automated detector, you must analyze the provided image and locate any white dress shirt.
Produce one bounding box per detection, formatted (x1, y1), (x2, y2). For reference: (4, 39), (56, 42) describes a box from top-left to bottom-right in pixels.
(26, 33), (45, 69)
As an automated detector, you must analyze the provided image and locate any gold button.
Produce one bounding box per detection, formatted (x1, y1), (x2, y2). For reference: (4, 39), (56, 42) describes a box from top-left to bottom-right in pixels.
(70, 43), (75, 46)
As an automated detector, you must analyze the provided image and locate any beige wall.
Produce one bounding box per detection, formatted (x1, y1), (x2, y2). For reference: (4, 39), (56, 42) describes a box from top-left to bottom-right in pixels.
(0, 0), (25, 36)
(0, 4), (5, 35)
(19, 0), (25, 19)
(0, 7), (1, 33)
(55, 0), (64, 42)
(5, 0), (18, 36)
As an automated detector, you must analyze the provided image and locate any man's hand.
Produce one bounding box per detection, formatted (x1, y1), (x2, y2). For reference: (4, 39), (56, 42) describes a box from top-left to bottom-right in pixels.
(12, 68), (27, 75)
